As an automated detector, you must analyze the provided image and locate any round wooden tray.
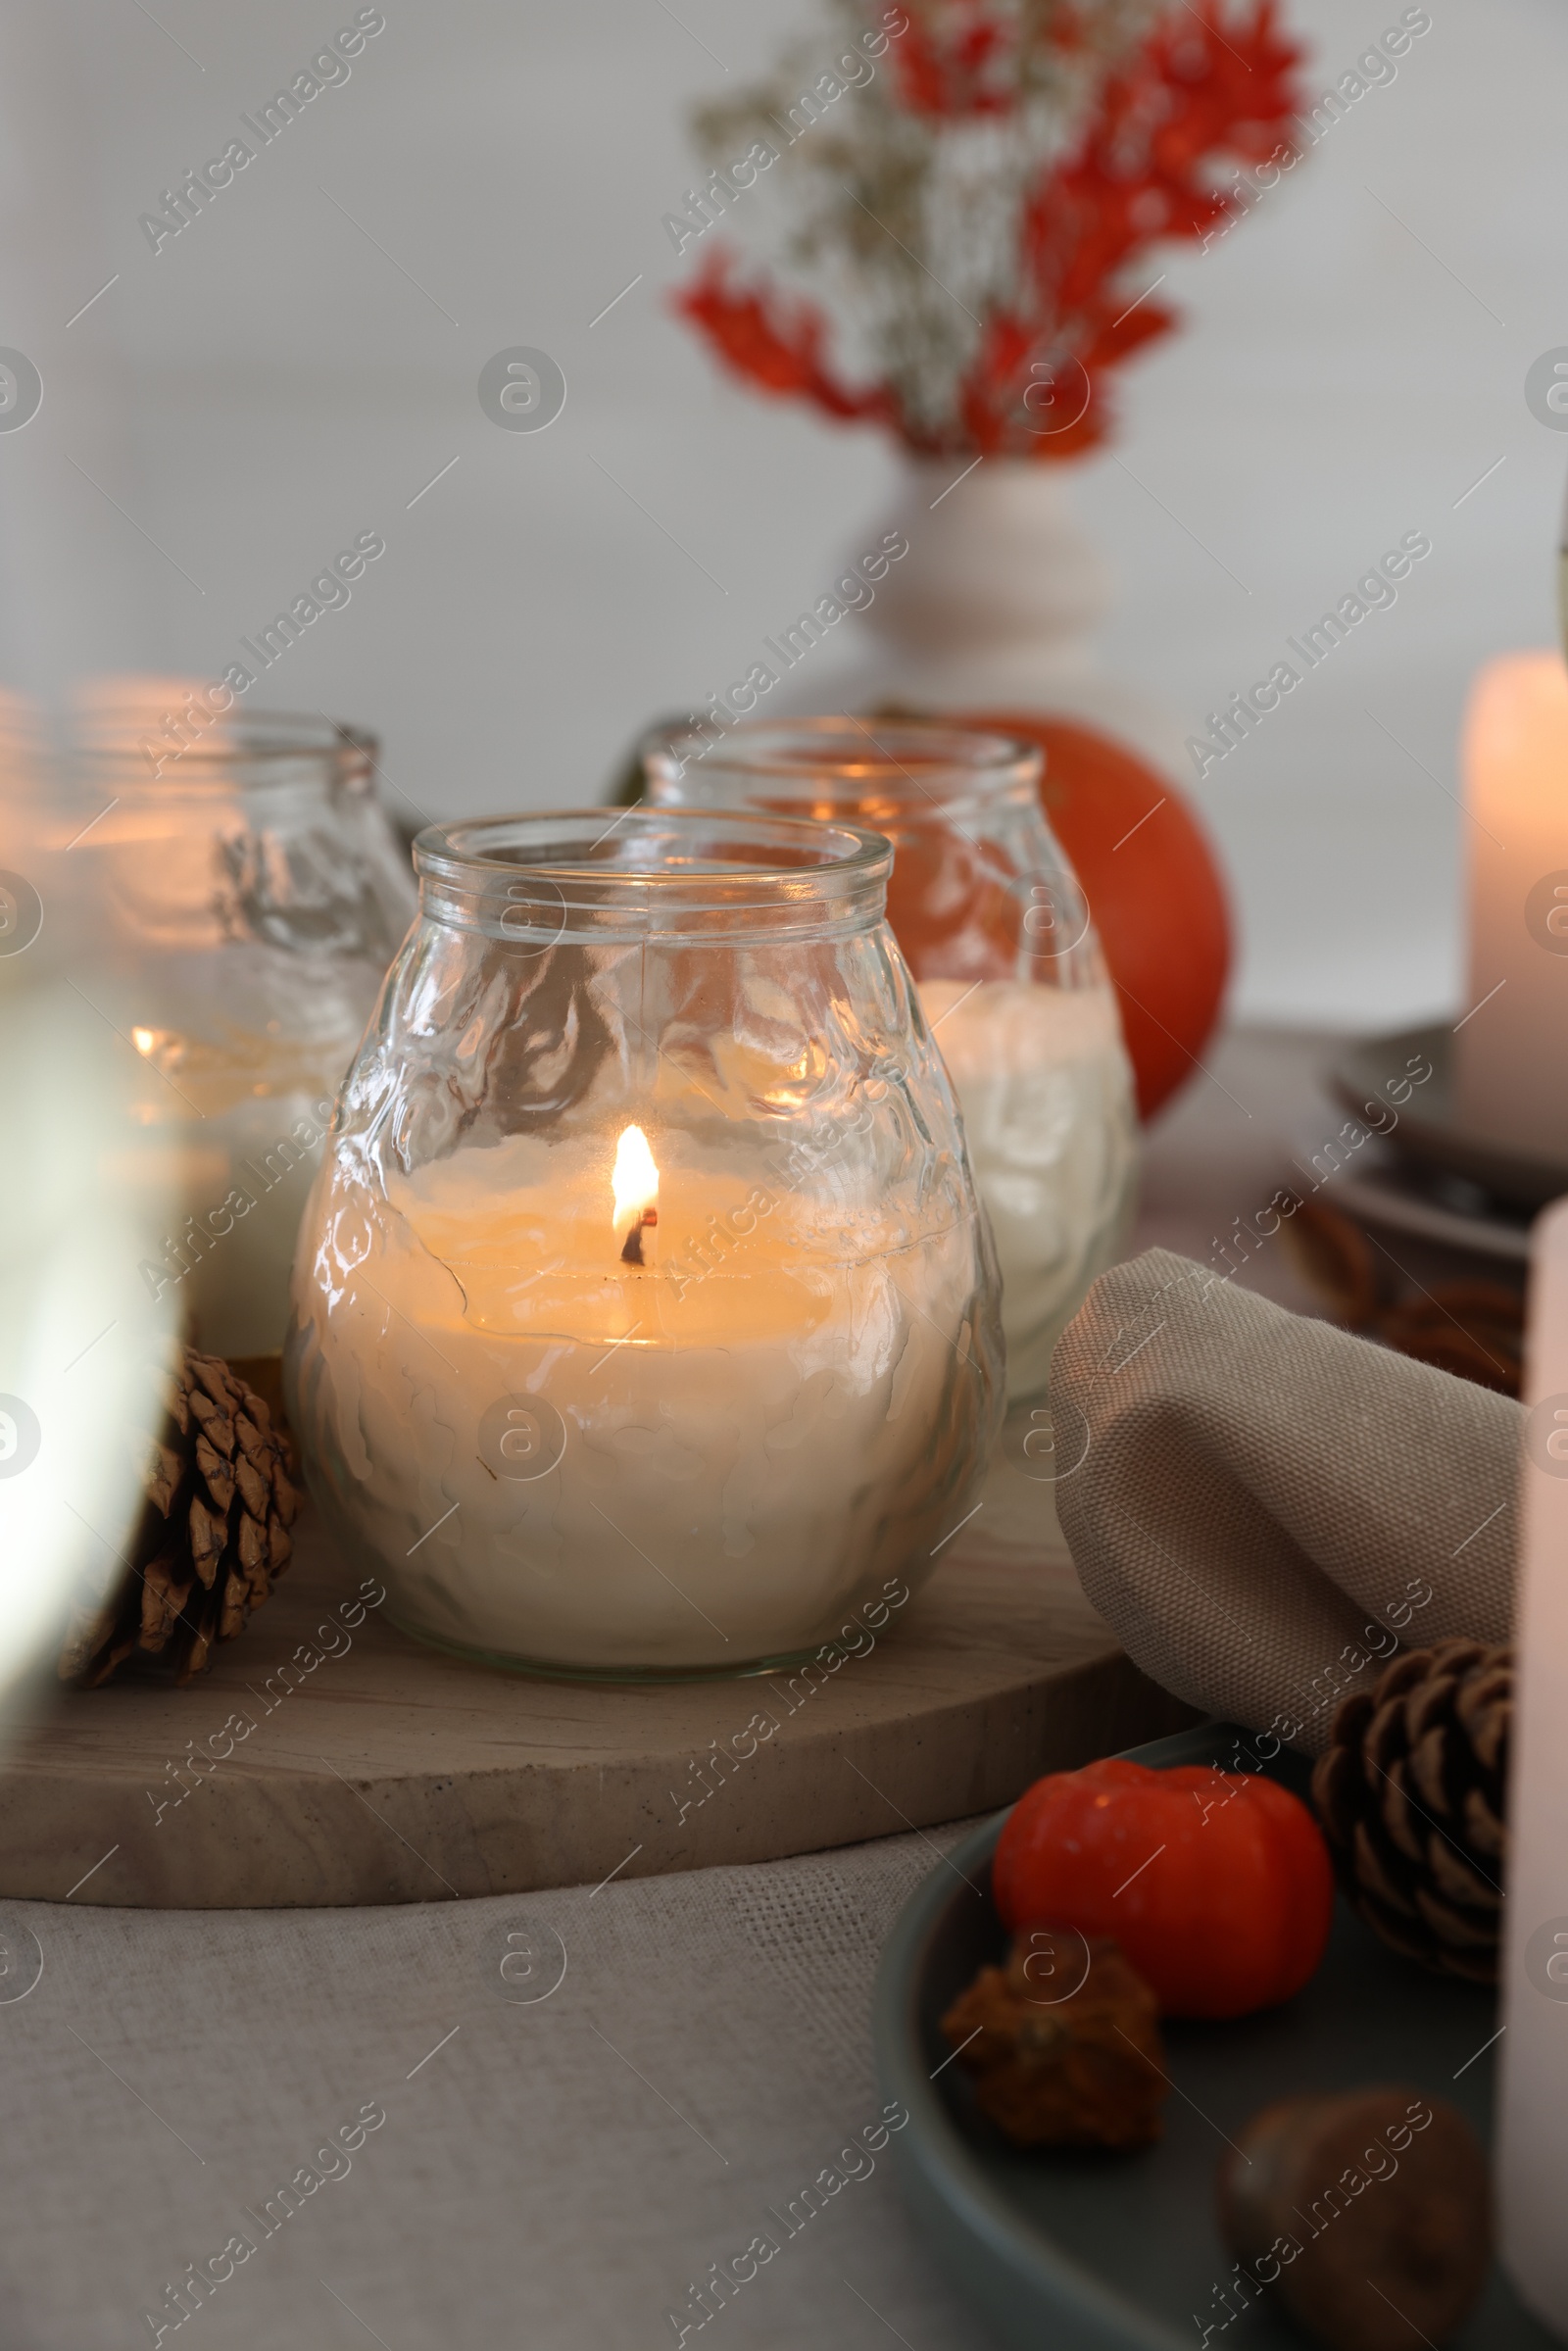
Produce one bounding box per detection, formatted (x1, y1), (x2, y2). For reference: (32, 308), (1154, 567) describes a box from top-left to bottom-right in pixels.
(0, 1440), (1193, 1908)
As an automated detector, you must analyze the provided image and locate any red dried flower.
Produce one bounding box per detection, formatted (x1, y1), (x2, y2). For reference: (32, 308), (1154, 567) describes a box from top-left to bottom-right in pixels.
(678, 257), (894, 426)
(675, 0), (1305, 459)
(890, 1), (1014, 117)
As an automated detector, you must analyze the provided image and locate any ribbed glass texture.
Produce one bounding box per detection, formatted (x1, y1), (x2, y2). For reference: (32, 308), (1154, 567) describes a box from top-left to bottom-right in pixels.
(286, 808), (1004, 1679)
(646, 718), (1138, 1398)
(59, 708), (416, 1358)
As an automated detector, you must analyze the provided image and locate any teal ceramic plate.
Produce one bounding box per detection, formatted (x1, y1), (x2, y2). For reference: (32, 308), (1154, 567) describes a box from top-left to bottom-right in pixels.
(872, 1722), (1552, 2350)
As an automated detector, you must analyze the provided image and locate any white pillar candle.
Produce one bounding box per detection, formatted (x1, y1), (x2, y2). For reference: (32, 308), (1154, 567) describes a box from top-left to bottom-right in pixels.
(1455, 652), (1568, 1162)
(1498, 1192), (1568, 2332)
(290, 1120), (991, 1676)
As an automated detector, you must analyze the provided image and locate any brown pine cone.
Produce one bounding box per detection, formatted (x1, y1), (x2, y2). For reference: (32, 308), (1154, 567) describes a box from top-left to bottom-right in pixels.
(59, 1347), (302, 1688)
(1310, 1640), (1509, 1984)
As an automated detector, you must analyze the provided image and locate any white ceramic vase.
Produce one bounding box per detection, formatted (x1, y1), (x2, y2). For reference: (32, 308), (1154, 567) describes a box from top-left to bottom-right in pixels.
(784, 456), (1185, 775)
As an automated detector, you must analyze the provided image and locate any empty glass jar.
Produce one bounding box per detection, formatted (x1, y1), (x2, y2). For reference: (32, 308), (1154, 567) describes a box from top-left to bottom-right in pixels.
(645, 718), (1138, 1397)
(285, 807), (1003, 1679)
(59, 708), (416, 1370)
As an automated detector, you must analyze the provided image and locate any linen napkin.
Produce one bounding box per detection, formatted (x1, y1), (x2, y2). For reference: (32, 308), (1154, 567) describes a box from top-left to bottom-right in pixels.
(1048, 1249), (1518, 1755)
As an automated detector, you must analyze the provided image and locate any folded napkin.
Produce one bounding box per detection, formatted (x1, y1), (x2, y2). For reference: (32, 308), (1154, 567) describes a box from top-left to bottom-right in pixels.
(1049, 1249), (1518, 1755)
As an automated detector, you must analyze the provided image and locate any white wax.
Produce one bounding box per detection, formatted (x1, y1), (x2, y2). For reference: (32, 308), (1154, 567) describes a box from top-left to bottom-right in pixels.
(124, 1025), (361, 1359)
(1455, 652), (1568, 1161)
(1498, 1193), (1568, 2332)
(289, 1135), (994, 1674)
(918, 978), (1137, 1398)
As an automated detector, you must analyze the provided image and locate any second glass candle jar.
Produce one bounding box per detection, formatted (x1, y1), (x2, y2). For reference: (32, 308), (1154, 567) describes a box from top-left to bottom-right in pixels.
(62, 709), (416, 1370)
(645, 719), (1138, 1398)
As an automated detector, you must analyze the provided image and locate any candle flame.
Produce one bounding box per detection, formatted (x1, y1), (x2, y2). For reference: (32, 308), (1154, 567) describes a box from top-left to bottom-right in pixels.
(612, 1124), (659, 1239)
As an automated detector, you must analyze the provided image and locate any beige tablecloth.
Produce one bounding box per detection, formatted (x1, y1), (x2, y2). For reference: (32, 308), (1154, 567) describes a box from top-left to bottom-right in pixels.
(0, 1831), (978, 2350)
(0, 1030), (1364, 2347)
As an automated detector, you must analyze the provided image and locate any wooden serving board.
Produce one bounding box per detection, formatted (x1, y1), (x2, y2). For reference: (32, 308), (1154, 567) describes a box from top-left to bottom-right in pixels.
(0, 1434), (1194, 1907)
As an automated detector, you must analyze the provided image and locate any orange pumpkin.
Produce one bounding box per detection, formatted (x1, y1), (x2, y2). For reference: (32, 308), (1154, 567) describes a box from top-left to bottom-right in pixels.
(963, 710), (1231, 1121)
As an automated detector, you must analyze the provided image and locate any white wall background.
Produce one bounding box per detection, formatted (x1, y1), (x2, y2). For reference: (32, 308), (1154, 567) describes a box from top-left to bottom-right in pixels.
(0, 0), (1564, 1027)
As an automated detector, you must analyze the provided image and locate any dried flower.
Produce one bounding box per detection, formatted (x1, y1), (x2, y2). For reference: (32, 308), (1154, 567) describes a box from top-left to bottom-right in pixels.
(675, 0), (1305, 458)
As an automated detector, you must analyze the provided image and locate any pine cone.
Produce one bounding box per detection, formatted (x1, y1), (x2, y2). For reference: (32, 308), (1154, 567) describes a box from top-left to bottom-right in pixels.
(1310, 1640), (1510, 1985)
(60, 1348), (302, 1688)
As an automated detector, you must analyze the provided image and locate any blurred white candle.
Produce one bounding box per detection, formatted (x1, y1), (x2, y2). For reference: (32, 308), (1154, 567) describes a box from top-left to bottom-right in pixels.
(1456, 652), (1568, 1161)
(1498, 1192), (1568, 2333)
(0, 983), (178, 1728)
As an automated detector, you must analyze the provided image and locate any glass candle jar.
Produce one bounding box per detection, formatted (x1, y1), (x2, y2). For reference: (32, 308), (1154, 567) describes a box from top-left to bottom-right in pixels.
(644, 718), (1138, 1399)
(285, 808), (1003, 1680)
(59, 709), (416, 1369)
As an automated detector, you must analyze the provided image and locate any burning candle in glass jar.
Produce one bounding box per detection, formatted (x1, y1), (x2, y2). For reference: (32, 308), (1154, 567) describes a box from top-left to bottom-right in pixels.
(286, 808), (1002, 1681)
(59, 702), (416, 1369)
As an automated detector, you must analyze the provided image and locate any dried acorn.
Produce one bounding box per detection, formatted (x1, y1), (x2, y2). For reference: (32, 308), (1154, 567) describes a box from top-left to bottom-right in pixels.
(939, 1932), (1166, 2150)
(1217, 2086), (1490, 2351)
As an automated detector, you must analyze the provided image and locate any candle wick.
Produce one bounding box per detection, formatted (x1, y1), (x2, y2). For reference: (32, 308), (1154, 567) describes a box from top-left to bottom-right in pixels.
(620, 1207), (656, 1267)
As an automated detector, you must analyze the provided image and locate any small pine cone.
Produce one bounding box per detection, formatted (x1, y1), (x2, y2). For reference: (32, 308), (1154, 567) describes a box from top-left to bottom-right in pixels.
(1310, 1639), (1509, 1985)
(59, 1347), (303, 1689)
